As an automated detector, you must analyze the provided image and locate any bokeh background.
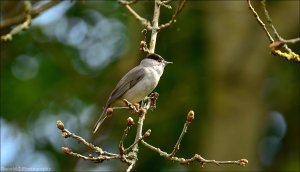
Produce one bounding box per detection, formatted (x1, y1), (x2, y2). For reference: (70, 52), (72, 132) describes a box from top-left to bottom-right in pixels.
(1, 1), (299, 171)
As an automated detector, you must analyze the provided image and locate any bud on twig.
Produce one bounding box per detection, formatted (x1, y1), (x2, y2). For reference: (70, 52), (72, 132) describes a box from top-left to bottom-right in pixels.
(187, 110), (195, 122)
(269, 41), (284, 51)
(62, 147), (71, 154)
(56, 120), (64, 130)
(239, 159), (248, 167)
(61, 131), (69, 138)
(106, 108), (113, 117)
(143, 129), (151, 138)
(140, 40), (147, 50)
(138, 108), (146, 116)
(127, 117), (135, 126)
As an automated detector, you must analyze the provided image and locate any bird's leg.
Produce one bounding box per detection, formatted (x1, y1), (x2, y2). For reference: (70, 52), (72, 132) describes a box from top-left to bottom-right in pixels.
(141, 96), (151, 108)
(141, 98), (146, 107)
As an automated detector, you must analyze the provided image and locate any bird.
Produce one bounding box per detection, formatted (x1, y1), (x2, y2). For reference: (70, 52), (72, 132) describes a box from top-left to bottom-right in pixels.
(93, 53), (172, 133)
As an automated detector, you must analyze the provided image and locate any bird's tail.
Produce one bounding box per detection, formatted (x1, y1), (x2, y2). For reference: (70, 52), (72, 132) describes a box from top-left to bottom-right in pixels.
(92, 108), (108, 134)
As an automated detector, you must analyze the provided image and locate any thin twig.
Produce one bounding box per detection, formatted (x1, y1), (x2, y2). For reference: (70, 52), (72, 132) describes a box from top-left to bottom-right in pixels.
(126, 163), (135, 172)
(1, 0), (62, 41)
(57, 121), (133, 165)
(57, 121), (115, 156)
(158, 1), (172, 9)
(61, 147), (121, 163)
(159, 0), (187, 30)
(118, 0), (137, 5)
(169, 111), (193, 157)
(141, 140), (248, 167)
(118, 0), (152, 30)
(119, 125), (132, 155)
(247, 0), (300, 62)
(261, 0), (281, 40)
(161, 0), (173, 5)
(260, 0), (292, 53)
(247, 0), (273, 43)
(125, 129), (151, 153)
(0, 0), (61, 29)
(140, 110), (248, 167)
(283, 38), (300, 44)
(1, 1), (32, 41)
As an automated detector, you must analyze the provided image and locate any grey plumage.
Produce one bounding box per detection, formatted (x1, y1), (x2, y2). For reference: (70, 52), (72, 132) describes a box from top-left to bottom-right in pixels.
(93, 53), (171, 133)
(108, 67), (146, 107)
(93, 68), (145, 133)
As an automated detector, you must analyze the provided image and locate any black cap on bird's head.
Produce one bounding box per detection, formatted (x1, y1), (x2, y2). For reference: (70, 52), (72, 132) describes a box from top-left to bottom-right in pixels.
(146, 53), (172, 64)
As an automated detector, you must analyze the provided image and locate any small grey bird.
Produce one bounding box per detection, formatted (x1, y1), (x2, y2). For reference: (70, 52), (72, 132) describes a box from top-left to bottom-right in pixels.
(93, 53), (172, 133)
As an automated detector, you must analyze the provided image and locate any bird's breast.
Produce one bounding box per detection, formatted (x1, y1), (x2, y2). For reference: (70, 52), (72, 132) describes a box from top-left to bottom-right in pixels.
(122, 67), (161, 104)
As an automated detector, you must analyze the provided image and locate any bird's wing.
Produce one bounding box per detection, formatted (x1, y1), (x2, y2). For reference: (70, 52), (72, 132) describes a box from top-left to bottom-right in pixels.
(106, 66), (146, 107)
(93, 67), (145, 133)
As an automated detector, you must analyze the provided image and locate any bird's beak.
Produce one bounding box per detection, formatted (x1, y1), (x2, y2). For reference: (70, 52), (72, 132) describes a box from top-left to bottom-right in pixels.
(163, 60), (173, 65)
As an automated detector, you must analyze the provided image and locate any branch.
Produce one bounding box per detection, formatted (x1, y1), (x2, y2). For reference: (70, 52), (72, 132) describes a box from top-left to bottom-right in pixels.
(119, 0), (186, 53)
(272, 50), (300, 61)
(57, 121), (113, 156)
(1, 1), (32, 41)
(159, 0), (187, 30)
(118, 0), (152, 30)
(247, 0), (300, 62)
(121, 15), (169, 166)
(161, 0), (173, 5)
(0, 0), (61, 29)
(119, 117), (135, 155)
(124, 96), (152, 171)
(1, 0), (61, 41)
(282, 38), (300, 44)
(142, 140), (248, 167)
(247, 0), (273, 43)
(169, 110), (194, 157)
(57, 108), (248, 170)
(260, 0), (292, 53)
(119, 0), (167, 169)
(56, 96), (157, 172)
(56, 120), (132, 164)
(118, 0), (137, 5)
(141, 111), (248, 167)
